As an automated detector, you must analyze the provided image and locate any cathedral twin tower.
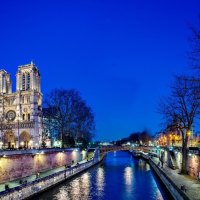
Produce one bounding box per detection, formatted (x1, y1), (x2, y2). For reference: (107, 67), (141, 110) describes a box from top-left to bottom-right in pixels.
(0, 62), (42, 149)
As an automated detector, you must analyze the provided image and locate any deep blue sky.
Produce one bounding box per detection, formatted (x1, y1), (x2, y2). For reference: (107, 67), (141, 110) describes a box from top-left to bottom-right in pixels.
(0, 0), (199, 141)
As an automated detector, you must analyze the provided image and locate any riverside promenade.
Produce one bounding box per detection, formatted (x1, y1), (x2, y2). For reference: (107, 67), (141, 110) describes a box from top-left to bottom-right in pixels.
(143, 154), (200, 200)
(0, 159), (87, 192)
(0, 148), (100, 200)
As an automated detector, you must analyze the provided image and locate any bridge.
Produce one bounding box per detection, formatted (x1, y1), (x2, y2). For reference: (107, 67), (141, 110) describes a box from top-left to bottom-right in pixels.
(100, 146), (153, 154)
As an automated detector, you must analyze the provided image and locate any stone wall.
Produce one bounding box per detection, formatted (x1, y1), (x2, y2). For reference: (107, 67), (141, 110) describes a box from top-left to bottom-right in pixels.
(187, 155), (200, 179)
(0, 149), (81, 183)
(165, 149), (200, 179)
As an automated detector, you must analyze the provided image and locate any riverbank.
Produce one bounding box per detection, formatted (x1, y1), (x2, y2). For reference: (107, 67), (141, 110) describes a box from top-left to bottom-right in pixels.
(0, 148), (101, 200)
(136, 151), (200, 200)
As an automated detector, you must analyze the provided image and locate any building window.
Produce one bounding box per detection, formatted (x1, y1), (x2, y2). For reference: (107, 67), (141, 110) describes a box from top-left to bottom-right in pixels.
(27, 73), (30, 90)
(23, 114), (25, 120)
(22, 74), (26, 91)
(27, 114), (30, 121)
(27, 96), (30, 103)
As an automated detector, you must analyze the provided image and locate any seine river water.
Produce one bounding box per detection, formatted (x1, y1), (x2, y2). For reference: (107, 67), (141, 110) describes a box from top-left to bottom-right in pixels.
(35, 151), (173, 200)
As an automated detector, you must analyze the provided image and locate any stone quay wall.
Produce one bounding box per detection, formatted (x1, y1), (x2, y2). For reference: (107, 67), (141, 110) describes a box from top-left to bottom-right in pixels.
(0, 149), (82, 183)
(149, 159), (190, 200)
(0, 148), (100, 200)
(187, 155), (200, 179)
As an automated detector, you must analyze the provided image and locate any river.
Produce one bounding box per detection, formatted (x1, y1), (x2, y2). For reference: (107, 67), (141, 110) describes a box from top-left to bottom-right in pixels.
(34, 151), (173, 200)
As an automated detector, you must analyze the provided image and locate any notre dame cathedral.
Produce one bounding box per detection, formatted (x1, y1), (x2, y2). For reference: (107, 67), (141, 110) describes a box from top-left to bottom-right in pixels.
(0, 62), (42, 148)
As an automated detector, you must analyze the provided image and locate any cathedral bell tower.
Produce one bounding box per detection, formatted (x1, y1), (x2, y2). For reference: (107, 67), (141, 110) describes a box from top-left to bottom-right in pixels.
(15, 62), (42, 147)
(16, 61), (41, 93)
(0, 70), (12, 94)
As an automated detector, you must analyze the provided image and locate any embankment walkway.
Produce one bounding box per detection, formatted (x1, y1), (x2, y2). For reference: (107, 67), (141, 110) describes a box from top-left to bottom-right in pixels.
(150, 156), (200, 200)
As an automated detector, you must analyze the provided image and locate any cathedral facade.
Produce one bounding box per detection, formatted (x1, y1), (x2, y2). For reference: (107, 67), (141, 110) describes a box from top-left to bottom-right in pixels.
(0, 62), (42, 148)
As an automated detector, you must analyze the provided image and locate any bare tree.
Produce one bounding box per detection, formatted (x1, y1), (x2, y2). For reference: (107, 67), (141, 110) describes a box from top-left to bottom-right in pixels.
(74, 101), (95, 144)
(44, 89), (95, 148)
(159, 75), (200, 174)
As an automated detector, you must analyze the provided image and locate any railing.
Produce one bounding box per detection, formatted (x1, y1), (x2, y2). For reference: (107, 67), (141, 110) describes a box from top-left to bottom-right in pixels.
(0, 148), (100, 200)
(0, 148), (79, 156)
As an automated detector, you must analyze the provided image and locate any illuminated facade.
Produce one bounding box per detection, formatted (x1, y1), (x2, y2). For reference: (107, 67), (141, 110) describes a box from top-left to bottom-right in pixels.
(0, 62), (42, 148)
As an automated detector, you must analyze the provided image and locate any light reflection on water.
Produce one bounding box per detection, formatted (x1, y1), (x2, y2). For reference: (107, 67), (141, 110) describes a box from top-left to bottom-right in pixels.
(53, 172), (91, 200)
(36, 151), (173, 200)
(124, 166), (133, 186)
(96, 167), (105, 198)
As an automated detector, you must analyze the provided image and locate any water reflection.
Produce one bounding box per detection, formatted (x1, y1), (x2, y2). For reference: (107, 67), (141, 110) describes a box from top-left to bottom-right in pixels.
(96, 167), (105, 197)
(36, 151), (172, 200)
(53, 172), (91, 200)
(138, 159), (150, 171)
(124, 166), (133, 197)
(124, 167), (133, 186)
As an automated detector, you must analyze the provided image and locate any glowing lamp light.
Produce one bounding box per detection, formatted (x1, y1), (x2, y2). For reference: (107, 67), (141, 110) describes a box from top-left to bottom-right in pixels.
(187, 131), (192, 136)
(20, 141), (24, 146)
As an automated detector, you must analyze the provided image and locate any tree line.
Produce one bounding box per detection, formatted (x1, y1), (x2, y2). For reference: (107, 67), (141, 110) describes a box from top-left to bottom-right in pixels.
(115, 130), (152, 146)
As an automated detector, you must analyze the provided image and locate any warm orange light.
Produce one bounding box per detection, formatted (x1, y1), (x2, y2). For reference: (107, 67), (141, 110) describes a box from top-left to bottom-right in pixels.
(187, 131), (192, 136)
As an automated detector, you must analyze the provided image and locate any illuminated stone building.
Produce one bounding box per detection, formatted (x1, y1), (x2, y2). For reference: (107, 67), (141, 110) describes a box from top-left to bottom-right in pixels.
(0, 62), (42, 148)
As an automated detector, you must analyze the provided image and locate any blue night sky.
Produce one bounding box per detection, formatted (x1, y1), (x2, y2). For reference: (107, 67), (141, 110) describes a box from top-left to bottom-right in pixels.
(0, 0), (200, 141)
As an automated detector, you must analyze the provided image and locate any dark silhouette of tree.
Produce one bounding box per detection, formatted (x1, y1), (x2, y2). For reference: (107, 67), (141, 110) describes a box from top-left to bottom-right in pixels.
(129, 132), (140, 143)
(63, 135), (75, 147)
(115, 130), (152, 146)
(41, 129), (49, 148)
(44, 89), (95, 148)
(139, 130), (151, 145)
(159, 75), (200, 174)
